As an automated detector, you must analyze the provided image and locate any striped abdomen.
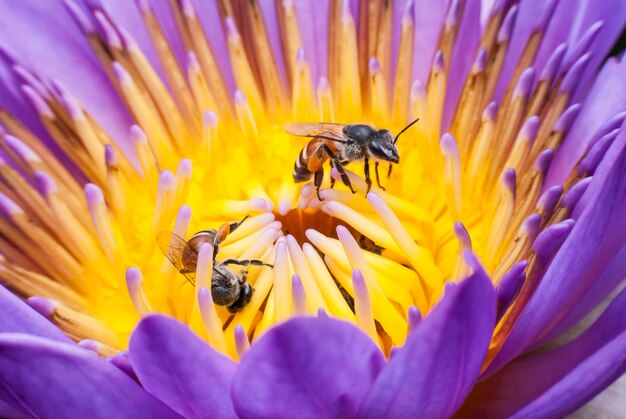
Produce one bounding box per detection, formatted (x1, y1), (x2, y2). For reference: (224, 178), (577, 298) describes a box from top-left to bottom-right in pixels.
(293, 139), (331, 182)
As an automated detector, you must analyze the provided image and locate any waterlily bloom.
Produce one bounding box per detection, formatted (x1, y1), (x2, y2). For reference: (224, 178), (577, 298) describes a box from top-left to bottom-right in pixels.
(0, 0), (625, 417)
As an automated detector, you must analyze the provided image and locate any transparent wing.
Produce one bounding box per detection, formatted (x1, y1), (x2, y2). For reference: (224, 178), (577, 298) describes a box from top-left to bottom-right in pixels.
(284, 122), (350, 143)
(157, 231), (197, 286)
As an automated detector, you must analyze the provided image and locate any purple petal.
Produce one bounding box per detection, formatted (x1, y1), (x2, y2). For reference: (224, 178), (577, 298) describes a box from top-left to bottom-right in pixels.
(358, 252), (496, 418)
(511, 331), (626, 418)
(0, 284), (71, 343)
(129, 314), (237, 418)
(0, 0), (133, 145)
(232, 317), (385, 419)
(567, 1), (626, 102)
(0, 333), (178, 418)
(0, 398), (22, 419)
(294, 0), (330, 82)
(494, 0), (557, 101)
(95, 0), (162, 75)
(186, 0), (236, 92)
(460, 274), (626, 417)
(486, 121), (626, 376)
(547, 56), (626, 185)
(442, 0), (481, 130)
(258, 0), (288, 87)
(539, 242), (626, 346)
(411, 0), (449, 85)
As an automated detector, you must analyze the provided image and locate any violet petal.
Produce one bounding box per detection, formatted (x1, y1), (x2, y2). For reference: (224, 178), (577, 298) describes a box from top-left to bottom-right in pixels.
(486, 122), (626, 376)
(0, 333), (178, 418)
(0, 0), (133, 145)
(232, 317), (385, 419)
(442, 0), (480, 130)
(461, 280), (626, 417)
(548, 56), (626, 186)
(129, 315), (237, 418)
(293, 0), (330, 83)
(411, 0), (448, 85)
(511, 331), (626, 418)
(0, 284), (71, 343)
(358, 252), (496, 418)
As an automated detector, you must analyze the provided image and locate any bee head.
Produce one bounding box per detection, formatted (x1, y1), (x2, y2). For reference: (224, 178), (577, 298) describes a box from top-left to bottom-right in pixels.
(369, 130), (400, 163)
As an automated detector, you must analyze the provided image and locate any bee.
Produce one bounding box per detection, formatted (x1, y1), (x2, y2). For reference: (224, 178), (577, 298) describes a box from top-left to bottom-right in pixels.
(285, 118), (419, 200)
(157, 215), (273, 313)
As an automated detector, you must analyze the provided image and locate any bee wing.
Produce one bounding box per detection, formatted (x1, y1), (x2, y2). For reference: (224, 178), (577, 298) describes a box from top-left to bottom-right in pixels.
(284, 122), (350, 143)
(157, 231), (197, 286)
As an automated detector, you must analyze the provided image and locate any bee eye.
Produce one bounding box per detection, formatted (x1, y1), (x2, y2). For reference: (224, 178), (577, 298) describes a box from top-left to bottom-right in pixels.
(369, 140), (387, 158)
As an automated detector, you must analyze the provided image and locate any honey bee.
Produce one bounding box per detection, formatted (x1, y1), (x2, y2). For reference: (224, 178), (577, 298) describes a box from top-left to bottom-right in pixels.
(285, 118), (419, 200)
(157, 215), (273, 313)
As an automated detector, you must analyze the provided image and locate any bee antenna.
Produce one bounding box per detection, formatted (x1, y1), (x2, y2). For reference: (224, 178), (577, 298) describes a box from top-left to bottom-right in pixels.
(393, 117), (420, 144)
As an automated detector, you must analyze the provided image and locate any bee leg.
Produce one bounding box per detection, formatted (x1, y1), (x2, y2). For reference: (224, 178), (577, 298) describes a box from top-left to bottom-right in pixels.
(321, 145), (355, 193)
(364, 157), (372, 193)
(229, 215), (251, 233)
(238, 270), (248, 284)
(314, 167), (324, 200)
(334, 158), (356, 193)
(387, 163), (393, 179)
(223, 258), (274, 268)
(374, 162), (386, 190)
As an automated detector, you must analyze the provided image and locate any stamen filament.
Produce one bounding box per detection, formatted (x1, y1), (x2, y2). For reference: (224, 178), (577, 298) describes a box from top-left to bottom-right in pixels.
(286, 235), (329, 314)
(302, 243), (355, 322)
(234, 324), (250, 359)
(440, 133), (463, 221)
(336, 225), (407, 344)
(391, 1), (415, 125)
(85, 184), (117, 262)
(316, 77), (335, 121)
(352, 269), (377, 343)
(125, 267), (153, 317)
(291, 274), (307, 316)
(198, 286), (229, 355)
(367, 193), (443, 290)
(336, 0), (361, 118)
(273, 240), (292, 322)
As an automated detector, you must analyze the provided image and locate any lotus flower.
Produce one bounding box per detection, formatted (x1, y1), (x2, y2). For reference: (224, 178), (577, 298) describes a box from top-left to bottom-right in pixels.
(0, 0), (625, 417)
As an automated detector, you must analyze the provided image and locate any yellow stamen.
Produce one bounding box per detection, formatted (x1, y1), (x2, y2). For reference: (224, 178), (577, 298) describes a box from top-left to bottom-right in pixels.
(234, 324), (250, 358)
(273, 239), (292, 322)
(302, 243), (355, 322)
(291, 49), (314, 121)
(226, 18), (264, 119)
(277, 0), (304, 84)
(291, 274), (308, 316)
(198, 286), (229, 355)
(85, 184), (117, 262)
(352, 269), (378, 342)
(187, 52), (218, 119)
(316, 77), (335, 121)
(112, 63), (174, 162)
(369, 57), (390, 123)
(366, 193), (442, 290)
(335, 225), (407, 345)
(125, 267), (153, 317)
(392, 1), (415, 124)
(28, 296), (120, 348)
(285, 235), (329, 314)
(336, 0), (361, 119)
(440, 133), (463, 220)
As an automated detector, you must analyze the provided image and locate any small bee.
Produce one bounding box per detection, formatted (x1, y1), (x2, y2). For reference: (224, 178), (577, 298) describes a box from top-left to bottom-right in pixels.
(285, 118), (419, 200)
(157, 215), (273, 313)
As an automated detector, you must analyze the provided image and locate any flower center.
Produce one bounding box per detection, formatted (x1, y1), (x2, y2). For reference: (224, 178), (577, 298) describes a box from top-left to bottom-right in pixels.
(0, 0), (600, 361)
